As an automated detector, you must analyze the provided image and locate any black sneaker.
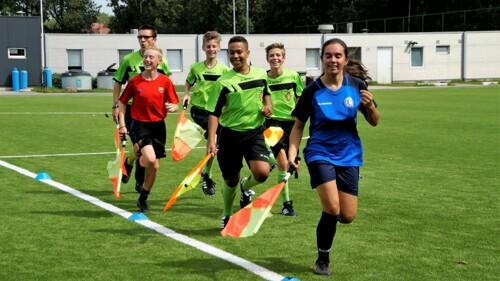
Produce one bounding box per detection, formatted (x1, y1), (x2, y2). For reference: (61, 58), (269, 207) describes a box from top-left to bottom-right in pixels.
(239, 177), (255, 209)
(135, 182), (142, 193)
(219, 216), (230, 230)
(314, 260), (331, 276)
(121, 158), (134, 183)
(201, 173), (216, 196)
(281, 200), (296, 216)
(137, 198), (149, 212)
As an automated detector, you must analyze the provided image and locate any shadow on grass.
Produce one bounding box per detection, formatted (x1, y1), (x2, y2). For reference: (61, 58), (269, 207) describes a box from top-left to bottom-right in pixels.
(156, 256), (310, 280)
(91, 227), (157, 243)
(31, 210), (114, 218)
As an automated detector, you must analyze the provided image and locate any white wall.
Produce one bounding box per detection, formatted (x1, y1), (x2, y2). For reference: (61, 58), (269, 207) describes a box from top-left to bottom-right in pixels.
(325, 32), (463, 82)
(45, 31), (500, 85)
(463, 31), (500, 79)
(45, 33), (198, 85)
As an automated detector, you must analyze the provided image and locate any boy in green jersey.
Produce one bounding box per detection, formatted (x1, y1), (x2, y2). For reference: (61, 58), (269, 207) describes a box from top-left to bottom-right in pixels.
(206, 36), (273, 229)
(111, 24), (171, 192)
(265, 43), (304, 216)
(182, 31), (229, 196)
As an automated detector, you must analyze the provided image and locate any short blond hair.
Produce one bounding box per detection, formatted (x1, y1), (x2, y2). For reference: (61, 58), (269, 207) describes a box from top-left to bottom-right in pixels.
(203, 31), (222, 46)
(143, 46), (163, 59)
(265, 42), (285, 57)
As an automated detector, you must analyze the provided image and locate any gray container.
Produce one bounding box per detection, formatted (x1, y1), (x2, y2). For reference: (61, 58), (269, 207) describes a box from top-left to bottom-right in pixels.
(97, 63), (116, 89)
(61, 71), (92, 90)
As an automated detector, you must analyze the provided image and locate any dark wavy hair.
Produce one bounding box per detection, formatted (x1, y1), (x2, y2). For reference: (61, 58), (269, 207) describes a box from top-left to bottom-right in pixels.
(321, 38), (371, 81)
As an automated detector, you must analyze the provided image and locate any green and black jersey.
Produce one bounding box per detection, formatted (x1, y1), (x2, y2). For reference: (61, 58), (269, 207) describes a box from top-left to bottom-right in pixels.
(207, 67), (270, 132)
(267, 68), (304, 121)
(113, 50), (171, 85)
(186, 61), (229, 110)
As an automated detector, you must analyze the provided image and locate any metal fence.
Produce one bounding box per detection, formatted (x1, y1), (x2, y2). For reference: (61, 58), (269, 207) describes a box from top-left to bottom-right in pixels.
(296, 7), (500, 33)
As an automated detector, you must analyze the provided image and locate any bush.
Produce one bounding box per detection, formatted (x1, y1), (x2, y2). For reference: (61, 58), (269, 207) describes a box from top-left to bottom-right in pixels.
(52, 73), (62, 88)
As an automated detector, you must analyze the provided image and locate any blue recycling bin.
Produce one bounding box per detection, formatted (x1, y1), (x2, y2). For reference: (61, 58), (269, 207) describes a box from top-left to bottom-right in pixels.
(11, 68), (20, 92)
(43, 67), (53, 88)
(20, 70), (28, 90)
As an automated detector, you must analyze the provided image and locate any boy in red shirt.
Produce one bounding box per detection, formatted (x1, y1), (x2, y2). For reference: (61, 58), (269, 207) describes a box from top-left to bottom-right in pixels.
(118, 46), (179, 211)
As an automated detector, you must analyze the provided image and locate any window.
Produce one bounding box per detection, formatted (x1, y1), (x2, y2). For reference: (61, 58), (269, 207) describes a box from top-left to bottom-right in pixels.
(118, 49), (133, 63)
(348, 47), (362, 61)
(217, 49), (230, 67)
(436, 45), (450, 55)
(410, 47), (423, 67)
(306, 48), (320, 70)
(67, 49), (83, 70)
(8, 48), (26, 59)
(166, 49), (183, 72)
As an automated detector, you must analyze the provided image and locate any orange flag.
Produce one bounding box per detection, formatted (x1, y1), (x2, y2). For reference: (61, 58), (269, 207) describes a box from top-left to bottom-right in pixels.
(263, 126), (284, 147)
(171, 104), (204, 161)
(221, 180), (287, 238)
(106, 125), (127, 199)
(221, 158), (299, 238)
(163, 153), (213, 212)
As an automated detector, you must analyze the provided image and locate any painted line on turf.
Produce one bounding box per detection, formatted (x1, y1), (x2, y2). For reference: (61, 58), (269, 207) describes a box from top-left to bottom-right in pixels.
(0, 112), (180, 115)
(0, 136), (309, 159)
(0, 159), (285, 281)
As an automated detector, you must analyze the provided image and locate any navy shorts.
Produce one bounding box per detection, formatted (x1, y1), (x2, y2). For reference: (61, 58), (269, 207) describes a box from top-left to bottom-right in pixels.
(217, 126), (270, 179)
(129, 120), (167, 159)
(306, 160), (359, 196)
(265, 119), (295, 157)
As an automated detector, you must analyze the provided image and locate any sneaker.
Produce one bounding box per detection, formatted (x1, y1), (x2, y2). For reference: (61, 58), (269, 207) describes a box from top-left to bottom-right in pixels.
(201, 173), (216, 196)
(314, 260), (331, 276)
(219, 216), (230, 230)
(239, 177), (255, 209)
(281, 200), (296, 216)
(135, 182), (142, 193)
(136, 198), (149, 212)
(121, 158), (133, 183)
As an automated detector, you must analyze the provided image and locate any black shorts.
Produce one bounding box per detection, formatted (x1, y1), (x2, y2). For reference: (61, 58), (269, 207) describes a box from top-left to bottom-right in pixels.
(129, 120), (167, 159)
(190, 106), (209, 130)
(265, 119), (295, 157)
(217, 126), (271, 179)
(125, 104), (133, 130)
(307, 160), (359, 196)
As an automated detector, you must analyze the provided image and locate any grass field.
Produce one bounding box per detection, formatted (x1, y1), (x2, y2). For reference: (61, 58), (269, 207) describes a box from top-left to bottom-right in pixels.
(0, 86), (499, 281)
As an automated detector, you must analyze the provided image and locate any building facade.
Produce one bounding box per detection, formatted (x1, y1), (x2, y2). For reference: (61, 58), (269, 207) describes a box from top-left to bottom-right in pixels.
(0, 16), (42, 86)
(44, 31), (500, 86)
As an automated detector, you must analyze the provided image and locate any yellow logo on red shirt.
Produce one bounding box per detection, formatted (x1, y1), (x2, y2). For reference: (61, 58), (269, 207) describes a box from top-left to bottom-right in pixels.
(158, 87), (165, 94)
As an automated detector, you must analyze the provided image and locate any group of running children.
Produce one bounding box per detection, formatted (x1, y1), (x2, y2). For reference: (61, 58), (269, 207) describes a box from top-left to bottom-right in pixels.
(111, 24), (380, 276)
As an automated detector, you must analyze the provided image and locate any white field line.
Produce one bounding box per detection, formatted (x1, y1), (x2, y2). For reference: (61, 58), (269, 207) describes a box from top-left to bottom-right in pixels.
(0, 159), (285, 281)
(0, 112), (180, 115)
(0, 137), (309, 159)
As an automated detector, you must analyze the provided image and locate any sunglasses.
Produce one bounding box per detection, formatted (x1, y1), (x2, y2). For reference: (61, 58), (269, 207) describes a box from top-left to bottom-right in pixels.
(137, 35), (155, 39)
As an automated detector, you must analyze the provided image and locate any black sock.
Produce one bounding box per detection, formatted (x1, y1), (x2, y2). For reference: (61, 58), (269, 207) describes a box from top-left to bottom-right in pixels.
(139, 188), (150, 202)
(316, 212), (340, 263)
(135, 159), (145, 185)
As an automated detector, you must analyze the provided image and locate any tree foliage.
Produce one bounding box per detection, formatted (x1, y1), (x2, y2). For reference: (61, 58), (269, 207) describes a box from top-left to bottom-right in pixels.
(0, 0), (100, 33)
(2, 0), (497, 33)
(45, 0), (100, 32)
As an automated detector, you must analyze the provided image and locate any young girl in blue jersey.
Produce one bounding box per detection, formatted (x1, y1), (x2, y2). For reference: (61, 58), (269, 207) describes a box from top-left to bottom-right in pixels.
(288, 38), (380, 276)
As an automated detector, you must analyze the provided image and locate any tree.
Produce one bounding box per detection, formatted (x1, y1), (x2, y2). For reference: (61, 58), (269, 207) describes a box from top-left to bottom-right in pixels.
(45, 0), (100, 33)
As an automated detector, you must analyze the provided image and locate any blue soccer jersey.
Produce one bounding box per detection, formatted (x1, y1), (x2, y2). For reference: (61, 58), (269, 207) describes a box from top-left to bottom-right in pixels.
(292, 73), (370, 166)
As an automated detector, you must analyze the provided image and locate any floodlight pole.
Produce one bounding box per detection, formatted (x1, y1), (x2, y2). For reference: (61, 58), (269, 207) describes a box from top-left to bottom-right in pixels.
(246, 0), (249, 34)
(408, 0), (411, 32)
(232, 0), (236, 34)
(40, 0), (45, 69)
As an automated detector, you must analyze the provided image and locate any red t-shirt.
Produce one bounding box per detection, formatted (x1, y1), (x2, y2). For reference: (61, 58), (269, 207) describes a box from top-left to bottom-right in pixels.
(120, 74), (179, 122)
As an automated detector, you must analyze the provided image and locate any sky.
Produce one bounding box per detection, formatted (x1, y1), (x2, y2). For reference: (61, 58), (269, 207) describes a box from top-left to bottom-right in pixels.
(95, 0), (113, 15)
